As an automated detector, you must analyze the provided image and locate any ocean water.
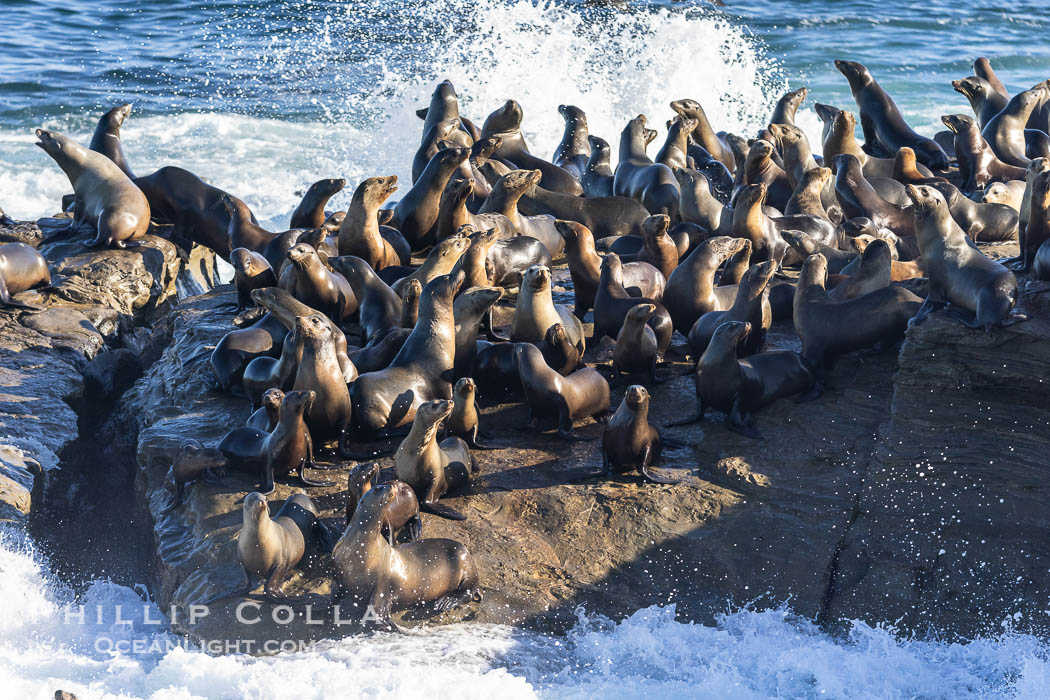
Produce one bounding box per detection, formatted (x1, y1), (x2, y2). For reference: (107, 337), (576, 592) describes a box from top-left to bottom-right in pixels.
(3, 0), (1050, 697)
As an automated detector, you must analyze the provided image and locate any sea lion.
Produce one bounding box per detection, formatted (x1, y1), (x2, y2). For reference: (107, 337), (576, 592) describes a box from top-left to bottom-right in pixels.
(675, 168), (732, 235)
(413, 119), (463, 184)
(241, 314), (304, 408)
(593, 254), (673, 353)
(450, 228), (499, 288)
(453, 285), (503, 378)
(481, 99), (583, 195)
(0, 242), (50, 309)
(514, 343), (610, 440)
(541, 322), (582, 376)
(556, 220), (664, 317)
(669, 98), (735, 171)
(231, 248), (277, 311)
(487, 235), (553, 288)
(468, 136), (501, 201)
(280, 243), (357, 320)
(636, 214), (678, 280)
(941, 113), (1026, 193)
(786, 167), (833, 219)
(161, 439), (227, 513)
(655, 116), (699, 170)
(88, 103), (134, 178)
(781, 231), (857, 274)
(328, 255), (402, 344)
(982, 87), (1048, 167)
(471, 341), (527, 400)
(553, 104), (590, 179)
(794, 253), (922, 392)
(982, 181), (1024, 212)
(338, 176), (409, 269)
(394, 398), (476, 520)
(581, 135), (615, 198)
(1019, 158), (1050, 253)
(510, 264), (585, 352)
(731, 184), (790, 264)
(833, 154), (915, 238)
(221, 194), (284, 253)
(479, 170), (563, 257)
(209, 311), (289, 393)
(905, 185), (1019, 331)
(447, 377), (491, 449)
(247, 388), (284, 432)
(952, 76), (1009, 130)
(351, 273), (461, 433)
(417, 80), (474, 149)
(35, 129), (150, 248)
(331, 483), (481, 626)
(344, 462), (423, 543)
(576, 385), (680, 484)
(393, 146), (470, 251)
(816, 105), (903, 179)
(612, 303), (659, 384)
(670, 320), (814, 437)
(237, 491), (325, 600)
(739, 139), (794, 210)
(518, 177), (649, 240)
(663, 236), (748, 333)
(613, 115), (679, 219)
(1025, 171), (1050, 277)
(688, 259), (775, 358)
(892, 147), (948, 186)
(291, 315), (354, 451)
(827, 238), (892, 301)
(436, 179), (515, 242)
(391, 234), (470, 296)
(400, 277), (421, 328)
(290, 178), (346, 229)
(834, 59), (949, 169)
(929, 181), (1018, 242)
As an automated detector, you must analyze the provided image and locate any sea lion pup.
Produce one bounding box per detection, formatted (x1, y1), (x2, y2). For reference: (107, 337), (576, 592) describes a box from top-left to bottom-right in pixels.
(637, 214), (678, 280)
(905, 185), (1019, 332)
(393, 145), (470, 251)
(983, 181), (1024, 212)
(290, 315), (353, 453)
(928, 180), (1018, 243)
(338, 176), (408, 270)
(663, 235), (748, 333)
(327, 255), (402, 344)
(35, 129), (149, 248)
(481, 98), (582, 196)
(161, 439), (227, 514)
(289, 177), (346, 229)
(394, 399), (477, 520)
(0, 242), (50, 309)
(279, 242), (357, 320)
(582, 135), (615, 198)
(731, 184), (791, 264)
(514, 343), (610, 440)
(781, 231), (857, 274)
(827, 238), (892, 301)
(236, 491), (328, 601)
(510, 264), (585, 353)
(982, 86), (1048, 167)
(670, 321), (814, 438)
(449, 227), (499, 288)
(655, 115), (700, 169)
(952, 76), (1008, 130)
(391, 234), (470, 296)
(738, 139), (793, 210)
(345, 462), (423, 544)
(941, 114), (1026, 194)
(794, 253), (922, 393)
(593, 254), (673, 354)
(400, 278), (422, 328)
(786, 167), (833, 219)
(247, 388), (284, 431)
(452, 285), (503, 378)
(88, 103), (134, 178)
(613, 115), (680, 219)
(612, 304), (660, 385)
(231, 248), (277, 311)
(351, 273), (461, 433)
(669, 98), (735, 171)
(541, 322), (582, 376)
(553, 104), (590, 179)
(834, 59), (949, 170)
(556, 220), (665, 318)
(447, 377), (492, 449)
(331, 483), (481, 627)
(688, 260), (775, 358)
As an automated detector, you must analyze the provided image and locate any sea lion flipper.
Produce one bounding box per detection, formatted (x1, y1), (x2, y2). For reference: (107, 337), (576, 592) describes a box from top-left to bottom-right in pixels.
(420, 502), (467, 520)
(296, 463), (335, 488)
(640, 465), (681, 485)
(468, 426), (494, 450)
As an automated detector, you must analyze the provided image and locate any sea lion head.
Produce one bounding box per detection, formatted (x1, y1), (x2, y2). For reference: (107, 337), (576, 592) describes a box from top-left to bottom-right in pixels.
(1016, 87), (1046, 113)
(555, 219), (591, 248)
(250, 286), (287, 310)
(544, 322), (570, 348)
(783, 86), (808, 111)
(831, 109), (856, 137)
(1033, 170), (1050, 208)
(601, 252), (624, 279)
(104, 103), (133, 127)
(418, 398), (455, 428)
(230, 248), (259, 275)
(469, 227), (500, 248)
(242, 492), (269, 523)
(482, 99), (523, 135)
(669, 99), (703, 118)
(711, 320), (752, 348)
(744, 260), (777, 298)
(283, 389), (316, 416)
(737, 183), (767, 209)
(309, 177), (347, 198)
(445, 176), (474, 205)
(982, 182), (1012, 206)
(670, 116), (699, 138)
(904, 183), (946, 215)
(423, 271), (463, 309)
(359, 175), (398, 205)
(780, 230), (816, 256)
(813, 103), (841, 124)
(523, 264), (551, 292)
(286, 242), (318, 267)
(624, 384), (650, 410)
(435, 234), (471, 265)
(643, 127), (659, 147)
(833, 59), (871, 87)
(34, 128), (78, 158)
(951, 76), (987, 101)
(768, 123), (805, 146)
(558, 104), (587, 126)
(800, 253), (829, 289)
(471, 136), (502, 160)
(749, 139), (775, 162)
(436, 146), (470, 172)
(1027, 158), (1050, 180)
(454, 376), (476, 398)
(294, 313), (331, 341)
(625, 303), (656, 327)
(498, 169), (539, 195)
(433, 79), (458, 102)
(345, 461), (381, 521)
(261, 388), (284, 413)
(642, 214), (670, 238)
(587, 135), (610, 158)
(940, 114), (971, 134)
(859, 237), (891, 265)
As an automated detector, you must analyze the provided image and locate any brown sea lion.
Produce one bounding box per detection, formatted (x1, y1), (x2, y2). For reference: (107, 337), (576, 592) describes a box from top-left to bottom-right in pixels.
(540, 322), (582, 376)
(393, 146), (470, 251)
(688, 259), (775, 358)
(510, 264), (585, 352)
(785, 167), (833, 219)
(447, 377), (491, 449)
(417, 80), (474, 148)
(952, 76), (1008, 130)
(290, 178), (346, 229)
(941, 114), (1026, 194)
(816, 106), (898, 179)
(982, 181), (1024, 212)
(338, 176), (409, 270)
(739, 139), (794, 210)
(612, 115), (680, 219)
(161, 439), (227, 514)
(344, 462), (422, 543)
(88, 103), (134, 178)
(35, 129), (149, 248)
(452, 285), (503, 378)
(577, 385), (679, 483)
(436, 178), (515, 241)
(637, 214), (678, 279)
(481, 98), (583, 195)
(655, 115), (699, 170)
(400, 278), (421, 328)
(328, 255), (402, 344)
(669, 98), (735, 171)
(292, 315), (353, 452)
(394, 399), (476, 520)
(280, 243), (358, 320)
(731, 184), (790, 264)
(247, 387), (284, 431)
(231, 248), (277, 311)
(0, 242), (50, 309)
(928, 180), (1018, 243)
(612, 303), (659, 385)
(450, 228), (499, 288)
(982, 87), (1048, 167)
(514, 343), (610, 440)
(391, 234), (470, 296)
(413, 119), (462, 184)
(1027, 171), (1050, 279)
(593, 254), (673, 353)
(236, 491), (325, 600)
(833, 154), (915, 238)
(662, 235), (749, 333)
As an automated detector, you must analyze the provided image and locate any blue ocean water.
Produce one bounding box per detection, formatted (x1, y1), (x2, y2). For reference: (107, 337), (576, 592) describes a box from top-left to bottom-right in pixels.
(3, 2), (1050, 697)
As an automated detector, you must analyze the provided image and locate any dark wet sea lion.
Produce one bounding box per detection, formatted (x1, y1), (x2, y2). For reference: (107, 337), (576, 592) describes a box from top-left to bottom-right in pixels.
(221, 194), (283, 254)
(941, 113), (1026, 194)
(541, 322), (582, 376)
(1019, 158), (1050, 251)
(612, 115), (679, 219)
(338, 176), (409, 270)
(906, 184), (1019, 331)
(517, 178), (649, 240)
(241, 318), (302, 408)
(655, 115), (699, 170)
(351, 273), (461, 433)
(669, 98), (735, 171)
(332, 483), (480, 627)
(675, 167), (731, 235)
(394, 399), (477, 520)
(162, 439), (227, 513)
(662, 235), (748, 333)
(581, 135), (615, 198)
(487, 235), (552, 287)
(88, 103), (134, 178)
(453, 285), (503, 378)
(834, 59), (949, 169)
(471, 341), (527, 400)
(246, 387), (284, 432)
(280, 243), (357, 320)
(413, 119), (461, 184)
(481, 98), (583, 195)
(688, 259), (775, 358)
(982, 86), (1048, 167)
(0, 242), (50, 309)
(35, 129), (150, 248)
(553, 104), (590, 179)
(514, 343), (610, 440)
(578, 385), (679, 483)
(328, 255), (402, 344)
(209, 312), (288, 393)
(593, 254), (673, 354)
(670, 320), (814, 438)
(418, 80), (474, 149)
(393, 146), (470, 251)
(556, 220), (664, 317)
(510, 264), (585, 352)
(952, 76), (1008, 130)
(231, 248), (277, 311)
(291, 178), (346, 230)
(400, 277), (422, 328)
(612, 303), (659, 384)
(731, 184), (790, 264)
(447, 377), (491, 449)
(636, 214), (678, 280)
